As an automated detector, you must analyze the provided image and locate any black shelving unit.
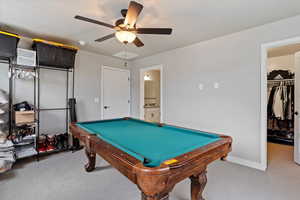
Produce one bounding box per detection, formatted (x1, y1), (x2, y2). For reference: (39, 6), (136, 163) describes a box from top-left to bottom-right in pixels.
(10, 64), (38, 159)
(1, 33), (79, 161)
(36, 65), (75, 158)
(31, 39), (78, 158)
(0, 32), (39, 163)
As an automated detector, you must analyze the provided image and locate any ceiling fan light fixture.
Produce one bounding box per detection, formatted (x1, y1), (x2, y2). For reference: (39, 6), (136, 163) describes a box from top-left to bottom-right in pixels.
(75, 1), (172, 48)
(115, 31), (136, 44)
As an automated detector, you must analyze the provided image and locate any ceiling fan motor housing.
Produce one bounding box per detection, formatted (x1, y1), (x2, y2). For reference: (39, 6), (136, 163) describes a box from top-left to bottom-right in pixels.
(115, 18), (125, 27)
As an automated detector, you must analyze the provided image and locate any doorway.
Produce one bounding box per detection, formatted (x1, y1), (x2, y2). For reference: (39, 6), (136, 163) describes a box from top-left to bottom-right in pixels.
(261, 38), (300, 170)
(267, 47), (296, 167)
(140, 65), (163, 123)
(101, 66), (131, 120)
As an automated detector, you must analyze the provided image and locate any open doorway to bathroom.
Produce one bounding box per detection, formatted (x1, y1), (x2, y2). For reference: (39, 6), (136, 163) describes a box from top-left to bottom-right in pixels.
(140, 65), (163, 123)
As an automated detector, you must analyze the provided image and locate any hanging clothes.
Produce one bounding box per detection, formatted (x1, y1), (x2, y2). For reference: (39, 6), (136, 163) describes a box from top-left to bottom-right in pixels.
(269, 83), (292, 120)
(273, 85), (284, 119)
(267, 70), (294, 145)
(268, 82), (294, 128)
(267, 87), (277, 118)
(268, 82), (294, 126)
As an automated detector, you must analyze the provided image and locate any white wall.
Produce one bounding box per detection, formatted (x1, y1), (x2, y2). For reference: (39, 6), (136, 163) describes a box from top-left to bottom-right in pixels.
(267, 55), (295, 73)
(74, 50), (127, 122)
(130, 14), (300, 170)
(0, 46), (126, 134)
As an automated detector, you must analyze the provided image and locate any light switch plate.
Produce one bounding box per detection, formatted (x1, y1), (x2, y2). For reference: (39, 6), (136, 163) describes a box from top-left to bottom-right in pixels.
(94, 97), (100, 103)
(198, 84), (204, 90)
(214, 82), (219, 89)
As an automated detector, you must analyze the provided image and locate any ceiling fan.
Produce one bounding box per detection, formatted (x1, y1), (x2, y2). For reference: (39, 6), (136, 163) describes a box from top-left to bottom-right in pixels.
(74, 1), (172, 47)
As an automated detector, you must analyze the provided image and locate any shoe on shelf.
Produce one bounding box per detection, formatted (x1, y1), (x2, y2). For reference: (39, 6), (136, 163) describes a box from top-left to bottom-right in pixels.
(38, 145), (47, 153)
(38, 135), (47, 153)
(46, 145), (56, 152)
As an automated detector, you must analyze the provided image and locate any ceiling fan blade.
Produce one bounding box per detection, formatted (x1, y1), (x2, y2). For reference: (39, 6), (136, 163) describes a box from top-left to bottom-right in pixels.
(75, 15), (115, 29)
(95, 33), (115, 42)
(136, 28), (172, 35)
(133, 37), (144, 47)
(124, 1), (143, 28)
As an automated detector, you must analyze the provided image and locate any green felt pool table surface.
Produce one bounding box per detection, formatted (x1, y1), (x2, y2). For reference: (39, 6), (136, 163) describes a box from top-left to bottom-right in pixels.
(76, 118), (220, 167)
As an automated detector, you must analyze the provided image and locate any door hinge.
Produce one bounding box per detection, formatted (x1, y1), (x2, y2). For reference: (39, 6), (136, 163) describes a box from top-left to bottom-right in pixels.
(128, 77), (130, 81)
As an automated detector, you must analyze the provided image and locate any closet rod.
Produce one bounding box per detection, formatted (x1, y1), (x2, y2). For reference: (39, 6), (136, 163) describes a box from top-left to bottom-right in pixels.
(268, 79), (294, 82)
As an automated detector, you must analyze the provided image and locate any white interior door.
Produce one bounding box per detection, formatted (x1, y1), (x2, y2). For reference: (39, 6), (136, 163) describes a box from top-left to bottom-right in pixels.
(101, 66), (130, 120)
(294, 52), (300, 164)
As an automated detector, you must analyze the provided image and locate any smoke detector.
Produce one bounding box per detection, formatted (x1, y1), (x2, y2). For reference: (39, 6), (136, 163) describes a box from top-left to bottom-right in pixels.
(113, 51), (138, 60)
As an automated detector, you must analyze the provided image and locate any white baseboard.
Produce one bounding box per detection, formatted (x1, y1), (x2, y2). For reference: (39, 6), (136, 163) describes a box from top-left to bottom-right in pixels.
(226, 156), (266, 171)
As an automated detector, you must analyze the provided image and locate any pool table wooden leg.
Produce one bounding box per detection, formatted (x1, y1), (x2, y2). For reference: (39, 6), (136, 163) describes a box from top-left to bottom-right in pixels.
(84, 148), (96, 172)
(141, 192), (169, 200)
(221, 153), (228, 161)
(190, 170), (207, 200)
(138, 175), (174, 200)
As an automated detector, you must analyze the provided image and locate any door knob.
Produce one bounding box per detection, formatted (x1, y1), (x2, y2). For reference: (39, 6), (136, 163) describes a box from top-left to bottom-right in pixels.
(104, 106), (110, 109)
(295, 111), (299, 116)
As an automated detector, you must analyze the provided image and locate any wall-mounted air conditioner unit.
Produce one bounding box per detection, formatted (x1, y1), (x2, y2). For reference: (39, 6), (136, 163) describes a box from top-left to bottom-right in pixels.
(17, 48), (36, 67)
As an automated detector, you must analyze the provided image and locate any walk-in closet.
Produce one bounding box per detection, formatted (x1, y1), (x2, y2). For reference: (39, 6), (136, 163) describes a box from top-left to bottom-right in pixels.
(267, 44), (299, 166)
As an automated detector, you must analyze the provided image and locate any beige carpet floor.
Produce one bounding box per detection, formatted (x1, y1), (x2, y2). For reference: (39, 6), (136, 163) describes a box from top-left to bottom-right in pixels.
(0, 142), (299, 200)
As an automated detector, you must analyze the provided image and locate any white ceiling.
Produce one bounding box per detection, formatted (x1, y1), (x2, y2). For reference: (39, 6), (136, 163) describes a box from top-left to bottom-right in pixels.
(1, 0), (300, 60)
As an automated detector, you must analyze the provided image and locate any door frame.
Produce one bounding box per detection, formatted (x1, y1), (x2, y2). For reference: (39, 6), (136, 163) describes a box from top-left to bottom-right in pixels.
(261, 36), (300, 170)
(139, 65), (163, 122)
(100, 65), (131, 119)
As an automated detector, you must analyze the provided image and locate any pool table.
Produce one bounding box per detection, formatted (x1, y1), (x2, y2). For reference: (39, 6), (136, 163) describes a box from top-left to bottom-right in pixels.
(70, 117), (232, 200)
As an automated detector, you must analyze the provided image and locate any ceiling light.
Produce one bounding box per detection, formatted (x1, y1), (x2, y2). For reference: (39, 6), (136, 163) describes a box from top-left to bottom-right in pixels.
(115, 31), (136, 44)
(144, 75), (151, 81)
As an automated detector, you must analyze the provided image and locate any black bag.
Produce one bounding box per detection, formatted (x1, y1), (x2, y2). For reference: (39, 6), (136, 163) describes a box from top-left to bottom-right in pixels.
(13, 101), (33, 111)
(32, 39), (78, 69)
(0, 31), (20, 59)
